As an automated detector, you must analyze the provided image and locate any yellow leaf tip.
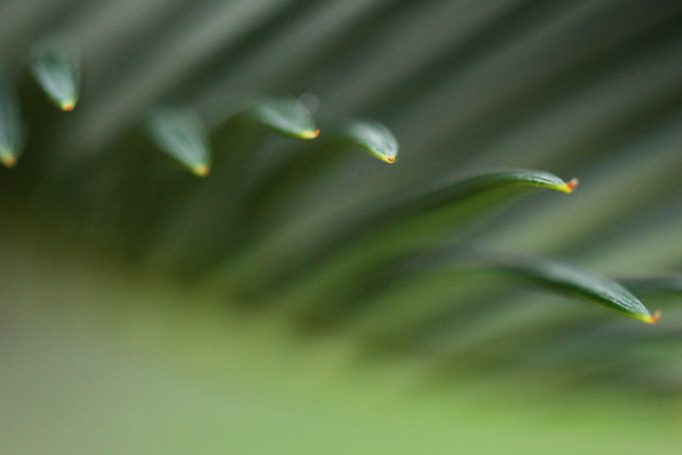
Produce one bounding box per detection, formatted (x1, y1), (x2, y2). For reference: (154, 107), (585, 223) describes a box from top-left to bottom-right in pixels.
(641, 310), (661, 324)
(191, 164), (210, 177)
(1, 154), (17, 168)
(299, 128), (320, 139)
(384, 155), (396, 164)
(557, 177), (579, 193)
(60, 101), (76, 112)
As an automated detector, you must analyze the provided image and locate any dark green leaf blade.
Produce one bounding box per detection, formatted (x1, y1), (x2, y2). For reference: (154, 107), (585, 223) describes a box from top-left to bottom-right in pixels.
(243, 98), (319, 140)
(147, 108), (212, 177)
(419, 168), (575, 208)
(225, 169), (578, 304)
(355, 169), (578, 243)
(0, 74), (23, 168)
(29, 43), (81, 111)
(484, 254), (660, 324)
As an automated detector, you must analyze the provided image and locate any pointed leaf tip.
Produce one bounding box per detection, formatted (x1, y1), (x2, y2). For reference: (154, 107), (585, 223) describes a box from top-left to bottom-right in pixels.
(489, 170), (578, 194)
(637, 310), (661, 325)
(0, 151), (17, 168)
(298, 128), (320, 139)
(30, 43), (81, 111)
(60, 100), (75, 112)
(337, 121), (399, 164)
(244, 98), (319, 140)
(559, 178), (579, 193)
(191, 163), (210, 177)
(147, 108), (212, 177)
(489, 255), (657, 323)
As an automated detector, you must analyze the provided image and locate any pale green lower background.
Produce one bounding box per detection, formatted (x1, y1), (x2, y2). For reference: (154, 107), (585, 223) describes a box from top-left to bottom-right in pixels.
(2, 237), (680, 455)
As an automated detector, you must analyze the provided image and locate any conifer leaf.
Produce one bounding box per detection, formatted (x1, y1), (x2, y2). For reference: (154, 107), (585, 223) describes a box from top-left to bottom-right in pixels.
(233, 169), (578, 303)
(0, 75), (23, 168)
(473, 254), (660, 324)
(29, 43), (81, 111)
(332, 121), (398, 164)
(242, 98), (319, 140)
(147, 108), (211, 177)
(350, 169), (578, 245)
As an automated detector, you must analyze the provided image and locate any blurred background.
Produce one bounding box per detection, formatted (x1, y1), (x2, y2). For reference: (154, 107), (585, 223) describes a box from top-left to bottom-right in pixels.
(1, 0), (681, 453)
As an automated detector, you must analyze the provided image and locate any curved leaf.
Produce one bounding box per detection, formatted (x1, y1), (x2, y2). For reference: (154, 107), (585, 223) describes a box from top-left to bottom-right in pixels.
(29, 43), (80, 111)
(0, 75), (23, 168)
(147, 108), (211, 177)
(242, 98), (319, 140)
(353, 169), (578, 243)
(331, 121), (398, 164)
(226, 169), (578, 304)
(478, 253), (660, 324)
(351, 250), (662, 350)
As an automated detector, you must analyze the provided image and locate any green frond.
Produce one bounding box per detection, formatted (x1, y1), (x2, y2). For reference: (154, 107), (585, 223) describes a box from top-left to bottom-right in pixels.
(1, 0), (681, 453)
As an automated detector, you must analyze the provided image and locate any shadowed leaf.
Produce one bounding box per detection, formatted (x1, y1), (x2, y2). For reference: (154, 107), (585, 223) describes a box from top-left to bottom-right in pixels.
(0, 75), (23, 168)
(229, 169), (578, 304)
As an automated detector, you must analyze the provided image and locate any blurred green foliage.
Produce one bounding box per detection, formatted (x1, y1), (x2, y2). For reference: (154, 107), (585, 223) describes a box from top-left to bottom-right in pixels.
(1, 0), (681, 453)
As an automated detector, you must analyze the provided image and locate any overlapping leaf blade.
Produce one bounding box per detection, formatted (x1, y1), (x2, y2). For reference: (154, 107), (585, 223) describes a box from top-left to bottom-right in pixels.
(0, 2), (678, 451)
(229, 169), (578, 305)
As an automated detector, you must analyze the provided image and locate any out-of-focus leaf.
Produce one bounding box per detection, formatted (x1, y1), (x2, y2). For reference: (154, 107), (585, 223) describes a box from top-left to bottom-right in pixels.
(147, 108), (211, 177)
(620, 274), (682, 296)
(342, 169), (578, 250)
(235, 169), (578, 305)
(0, 75), (23, 168)
(330, 120), (398, 164)
(29, 43), (80, 111)
(211, 120), (400, 254)
(241, 98), (319, 140)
